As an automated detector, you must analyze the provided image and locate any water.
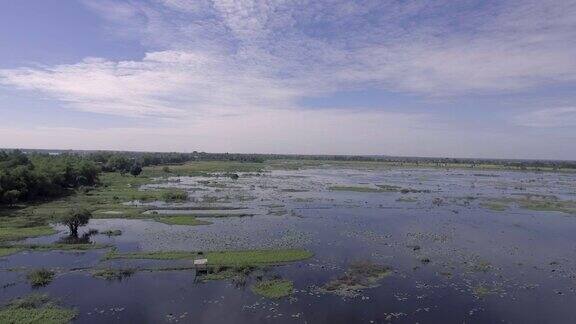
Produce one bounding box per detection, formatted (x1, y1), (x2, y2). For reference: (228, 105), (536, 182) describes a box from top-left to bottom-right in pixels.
(2, 167), (576, 323)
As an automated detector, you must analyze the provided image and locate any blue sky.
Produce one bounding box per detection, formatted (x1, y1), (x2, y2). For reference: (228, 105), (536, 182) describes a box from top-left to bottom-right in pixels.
(1, 0), (575, 159)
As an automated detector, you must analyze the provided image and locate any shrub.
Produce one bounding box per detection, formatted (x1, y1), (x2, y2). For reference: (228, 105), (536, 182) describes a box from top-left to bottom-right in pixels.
(161, 190), (188, 202)
(27, 269), (55, 288)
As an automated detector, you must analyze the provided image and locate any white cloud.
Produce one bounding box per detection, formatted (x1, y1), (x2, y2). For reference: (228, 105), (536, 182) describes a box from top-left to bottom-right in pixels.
(1, 0), (575, 119)
(514, 107), (576, 128)
(1, 0), (576, 159)
(0, 49), (304, 118)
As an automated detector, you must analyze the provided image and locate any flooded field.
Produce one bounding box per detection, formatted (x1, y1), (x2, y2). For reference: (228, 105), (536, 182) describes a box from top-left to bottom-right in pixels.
(2, 164), (576, 323)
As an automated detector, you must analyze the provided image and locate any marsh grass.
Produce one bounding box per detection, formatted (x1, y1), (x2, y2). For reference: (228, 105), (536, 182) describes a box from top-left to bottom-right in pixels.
(467, 260), (493, 273)
(101, 229), (122, 236)
(0, 226), (56, 242)
(0, 243), (109, 260)
(106, 249), (313, 266)
(143, 161), (264, 176)
(0, 293), (76, 324)
(321, 261), (392, 298)
(161, 189), (188, 202)
(481, 201), (509, 211)
(27, 269), (55, 288)
(472, 285), (495, 298)
(251, 279), (294, 299)
(483, 195), (576, 215)
(0, 246), (22, 257)
(92, 268), (135, 281)
(154, 216), (212, 226)
(329, 186), (389, 193)
(201, 266), (252, 281)
(5, 243), (110, 252)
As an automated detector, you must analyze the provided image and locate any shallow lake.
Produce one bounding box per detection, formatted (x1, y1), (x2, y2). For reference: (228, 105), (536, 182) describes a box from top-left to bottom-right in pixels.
(2, 166), (576, 323)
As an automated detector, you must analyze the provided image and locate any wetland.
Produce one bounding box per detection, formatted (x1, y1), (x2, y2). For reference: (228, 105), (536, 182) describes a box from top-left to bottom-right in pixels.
(2, 159), (576, 323)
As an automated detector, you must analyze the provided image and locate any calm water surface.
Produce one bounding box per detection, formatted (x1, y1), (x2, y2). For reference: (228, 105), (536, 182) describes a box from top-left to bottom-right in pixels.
(2, 167), (576, 323)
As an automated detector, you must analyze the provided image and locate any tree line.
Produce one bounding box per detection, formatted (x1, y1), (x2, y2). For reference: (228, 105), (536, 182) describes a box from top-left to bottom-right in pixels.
(0, 150), (265, 205)
(2, 148), (575, 206)
(0, 150), (99, 205)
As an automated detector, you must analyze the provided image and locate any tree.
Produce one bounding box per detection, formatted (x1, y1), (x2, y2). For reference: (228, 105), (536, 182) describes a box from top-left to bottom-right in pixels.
(106, 155), (131, 174)
(2, 190), (20, 206)
(59, 207), (92, 237)
(129, 164), (143, 177)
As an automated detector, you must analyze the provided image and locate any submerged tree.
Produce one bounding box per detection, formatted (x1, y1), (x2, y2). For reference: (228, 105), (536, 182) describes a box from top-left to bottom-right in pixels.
(59, 207), (92, 237)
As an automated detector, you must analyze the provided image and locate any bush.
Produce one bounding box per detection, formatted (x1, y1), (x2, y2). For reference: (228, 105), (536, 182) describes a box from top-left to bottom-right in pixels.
(129, 164), (143, 177)
(161, 190), (188, 202)
(27, 269), (55, 288)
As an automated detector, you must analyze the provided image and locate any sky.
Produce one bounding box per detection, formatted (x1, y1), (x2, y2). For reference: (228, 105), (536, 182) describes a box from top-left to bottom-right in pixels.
(0, 0), (576, 159)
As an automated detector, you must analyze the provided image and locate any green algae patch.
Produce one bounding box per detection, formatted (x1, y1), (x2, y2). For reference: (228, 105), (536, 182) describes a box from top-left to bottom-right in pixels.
(0, 294), (76, 324)
(107, 248), (313, 266)
(155, 216), (212, 226)
(251, 279), (294, 299)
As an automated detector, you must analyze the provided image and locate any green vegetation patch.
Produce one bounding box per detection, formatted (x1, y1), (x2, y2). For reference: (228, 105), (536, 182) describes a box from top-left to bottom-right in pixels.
(320, 261), (392, 298)
(251, 279), (294, 299)
(0, 226), (56, 242)
(92, 268), (135, 281)
(101, 229), (122, 236)
(480, 201), (509, 212)
(329, 184), (426, 193)
(144, 161), (264, 176)
(472, 284), (496, 299)
(329, 186), (388, 193)
(201, 266), (252, 281)
(27, 269), (55, 288)
(0, 242), (109, 257)
(4, 243), (110, 252)
(107, 248), (313, 266)
(161, 189), (188, 202)
(483, 195), (576, 215)
(0, 246), (23, 257)
(519, 199), (576, 214)
(0, 293), (76, 324)
(154, 216), (212, 226)
(396, 197), (418, 203)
